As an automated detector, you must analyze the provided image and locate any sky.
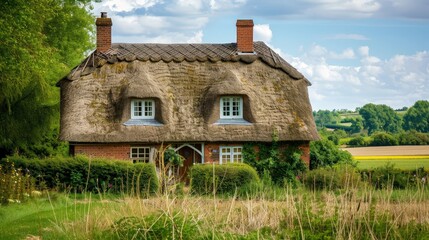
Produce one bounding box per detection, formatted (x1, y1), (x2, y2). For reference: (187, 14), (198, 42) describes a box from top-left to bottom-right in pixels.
(91, 0), (429, 111)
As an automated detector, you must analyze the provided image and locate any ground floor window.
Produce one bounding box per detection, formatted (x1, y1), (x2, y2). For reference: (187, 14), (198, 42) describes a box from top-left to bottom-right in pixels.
(220, 146), (242, 164)
(130, 147), (152, 163)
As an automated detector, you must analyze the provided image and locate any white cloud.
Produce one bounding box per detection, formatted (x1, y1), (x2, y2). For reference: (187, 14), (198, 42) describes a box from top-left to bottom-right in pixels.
(358, 46), (369, 57)
(285, 44), (429, 110)
(254, 24), (272, 43)
(209, 0), (247, 11)
(330, 48), (355, 59)
(97, 0), (162, 12)
(165, 0), (206, 14)
(244, 0), (429, 19)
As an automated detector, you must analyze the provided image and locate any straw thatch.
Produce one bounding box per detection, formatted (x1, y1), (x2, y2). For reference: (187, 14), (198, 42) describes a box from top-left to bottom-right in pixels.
(58, 42), (319, 143)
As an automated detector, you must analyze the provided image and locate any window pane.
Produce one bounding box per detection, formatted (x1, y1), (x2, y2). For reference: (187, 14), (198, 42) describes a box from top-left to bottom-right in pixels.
(144, 101), (153, 117)
(232, 98), (241, 116)
(131, 147), (151, 163)
(134, 101), (142, 116)
(222, 98), (230, 116)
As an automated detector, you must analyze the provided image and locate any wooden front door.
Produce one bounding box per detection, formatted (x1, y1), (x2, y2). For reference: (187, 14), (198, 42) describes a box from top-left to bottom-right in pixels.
(177, 144), (202, 183)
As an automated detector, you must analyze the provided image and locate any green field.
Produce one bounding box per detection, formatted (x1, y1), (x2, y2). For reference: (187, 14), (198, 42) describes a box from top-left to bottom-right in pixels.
(356, 157), (429, 170)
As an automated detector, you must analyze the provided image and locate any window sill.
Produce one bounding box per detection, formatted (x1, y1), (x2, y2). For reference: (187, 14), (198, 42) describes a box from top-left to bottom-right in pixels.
(123, 119), (163, 126)
(214, 119), (252, 125)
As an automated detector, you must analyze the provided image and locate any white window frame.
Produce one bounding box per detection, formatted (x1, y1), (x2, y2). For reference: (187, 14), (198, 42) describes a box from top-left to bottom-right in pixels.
(130, 147), (152, 163)
(220, 96), (243, 119)
(220, 146), (242, 164)
(131, 99), (155, 120)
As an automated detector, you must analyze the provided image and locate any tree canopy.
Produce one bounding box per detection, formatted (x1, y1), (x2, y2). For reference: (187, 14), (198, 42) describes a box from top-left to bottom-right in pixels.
(0, 0), (94, 157)
(359, 103), (402, 135)
(403, 100), (429, 133)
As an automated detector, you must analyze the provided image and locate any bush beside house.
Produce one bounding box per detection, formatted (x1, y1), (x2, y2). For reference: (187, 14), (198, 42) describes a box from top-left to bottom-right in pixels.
(190, 163), (259, 195)
(0, 155), (158, 195)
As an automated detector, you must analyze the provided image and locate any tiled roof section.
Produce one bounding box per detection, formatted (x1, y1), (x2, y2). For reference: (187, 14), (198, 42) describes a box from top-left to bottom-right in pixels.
(103, 42), (306, 81)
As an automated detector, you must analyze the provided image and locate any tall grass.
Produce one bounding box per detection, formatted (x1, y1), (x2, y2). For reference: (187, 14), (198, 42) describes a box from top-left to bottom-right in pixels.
(3, 183), (427, 239)
(2, 157), (429, 239)
(0, 160), (34, 205)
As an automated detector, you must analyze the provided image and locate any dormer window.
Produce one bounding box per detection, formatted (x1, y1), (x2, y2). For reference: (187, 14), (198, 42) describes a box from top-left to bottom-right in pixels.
(220, 96), (243, 119)
(131, 99), (154, 119)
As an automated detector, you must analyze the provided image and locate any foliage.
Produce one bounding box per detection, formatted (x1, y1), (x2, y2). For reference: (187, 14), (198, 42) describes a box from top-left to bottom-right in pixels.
(349, 117), (364, 133)
(403, 100), (429, 132)
(369, 132), (399, 146)
(243, 142), (307, 186)
(310, 139), (354, 169)
(314, 110), (340, 128)
(1, 155), (158, 195)
(14, 126), (69, 158)
(0, 0), (94, 158)
(154, 145), (186, 195)
(348, 136), (369, 146)
(397, 130), (429, 145)
(303, 164), (361, 190)
(112, 212), (199, 240)
(190, 163), (259, 195)
(360, 163), (428, 189)
(0, 159), (34, 205)
(359, 103), (402, 134)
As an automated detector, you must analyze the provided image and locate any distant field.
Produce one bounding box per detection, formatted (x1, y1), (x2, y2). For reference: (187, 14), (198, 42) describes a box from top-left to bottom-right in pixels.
(343, 146), (429, 156)
(343, 146), (429, 170)
(356, 157), (429, 170)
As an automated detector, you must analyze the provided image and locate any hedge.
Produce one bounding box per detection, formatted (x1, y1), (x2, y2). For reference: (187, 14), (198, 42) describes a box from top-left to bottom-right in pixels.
(190, 163), (259, 195)
(303, 164), (362, 190)
(360, 165), (428, 189)
(0, 155), (158, 195)
(303, 163), (429, 190)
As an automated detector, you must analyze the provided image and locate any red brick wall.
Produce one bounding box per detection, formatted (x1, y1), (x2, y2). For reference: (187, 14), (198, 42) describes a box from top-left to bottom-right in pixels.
(236, 20), (254, 53)
(203, 141), (311, 167)
(95, 16), (112, 52)
(74, 144), (130, 160)
(72, 141), (311, 166)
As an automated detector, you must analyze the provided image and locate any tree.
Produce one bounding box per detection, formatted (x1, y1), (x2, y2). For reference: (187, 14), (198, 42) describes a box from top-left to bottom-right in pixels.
(314, 110), (340, 128)
(359, 103), (402, 135)
(0, 0), (94, 157)
(310, 139), (354, 170)
(349, 117), (363, 133)
(403, 100), (429, 133)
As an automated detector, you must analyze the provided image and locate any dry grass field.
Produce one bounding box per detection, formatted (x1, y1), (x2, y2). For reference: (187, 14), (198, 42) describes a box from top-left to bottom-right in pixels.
(343, 145), (429, 156)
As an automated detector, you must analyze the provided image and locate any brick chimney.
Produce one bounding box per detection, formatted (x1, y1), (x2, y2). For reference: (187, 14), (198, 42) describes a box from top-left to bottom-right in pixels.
(236, 19), (254, 53)
(95, 12), (112, 52)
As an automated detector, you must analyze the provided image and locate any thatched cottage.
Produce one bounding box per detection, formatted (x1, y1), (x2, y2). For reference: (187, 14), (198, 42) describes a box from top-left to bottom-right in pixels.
(58, 13), (318, 176)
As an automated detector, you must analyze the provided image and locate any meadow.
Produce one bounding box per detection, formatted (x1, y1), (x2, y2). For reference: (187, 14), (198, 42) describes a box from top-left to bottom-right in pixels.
(1, 184), (429, 239)
(343, 145), (429, 170)
(356, 156), (429, 170)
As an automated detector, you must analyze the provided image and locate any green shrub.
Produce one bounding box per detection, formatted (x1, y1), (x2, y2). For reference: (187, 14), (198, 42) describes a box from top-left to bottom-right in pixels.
(370, 132), (399, 146)
(348, 136), (369, 146)
(303, 164), (362, 190)
(243, 142), (307, 186)
(360, 163), (428, 189)
(310, 139), (354, 169)
(0, 155), (158, 195)
(112, 212), (199, 240)
(190, 163), (259, 195)
(397, 131), (429, 145)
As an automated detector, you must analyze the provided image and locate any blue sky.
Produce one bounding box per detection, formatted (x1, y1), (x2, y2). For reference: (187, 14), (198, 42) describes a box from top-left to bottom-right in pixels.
(92, 0), (429, 111)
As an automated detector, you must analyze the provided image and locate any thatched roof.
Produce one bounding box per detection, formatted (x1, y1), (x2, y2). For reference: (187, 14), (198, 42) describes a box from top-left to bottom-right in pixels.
(58, 42), (319, 143)
(62, 42), (309, 84)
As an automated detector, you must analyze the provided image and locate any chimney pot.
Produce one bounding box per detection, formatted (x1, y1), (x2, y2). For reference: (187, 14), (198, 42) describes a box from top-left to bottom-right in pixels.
(96, 12), (112, 52)
(236, 19), (254, 53)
